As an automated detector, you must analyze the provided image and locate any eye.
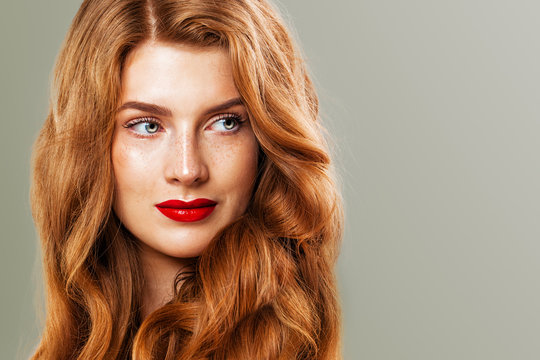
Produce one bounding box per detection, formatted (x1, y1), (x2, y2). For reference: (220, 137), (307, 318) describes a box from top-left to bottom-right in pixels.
(124, 118), (162, 135)
(208, 114), (243, 133)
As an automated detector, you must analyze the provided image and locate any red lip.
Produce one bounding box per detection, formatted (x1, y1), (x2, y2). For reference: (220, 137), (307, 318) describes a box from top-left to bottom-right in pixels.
(155, 199), (217, 222)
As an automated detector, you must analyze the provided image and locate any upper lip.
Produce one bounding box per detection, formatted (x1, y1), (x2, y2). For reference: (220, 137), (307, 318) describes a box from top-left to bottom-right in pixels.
(155, 198), (217, 209)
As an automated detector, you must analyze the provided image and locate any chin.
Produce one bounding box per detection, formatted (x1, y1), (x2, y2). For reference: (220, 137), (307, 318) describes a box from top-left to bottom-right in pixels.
(156, 233), (216, 259)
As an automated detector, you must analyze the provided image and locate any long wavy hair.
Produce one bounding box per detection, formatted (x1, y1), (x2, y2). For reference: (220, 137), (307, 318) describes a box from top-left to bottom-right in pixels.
(30, 0), (343, 358)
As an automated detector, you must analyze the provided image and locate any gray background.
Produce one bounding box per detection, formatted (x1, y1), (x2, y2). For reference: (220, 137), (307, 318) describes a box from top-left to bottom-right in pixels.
(2, 0), (539, 359)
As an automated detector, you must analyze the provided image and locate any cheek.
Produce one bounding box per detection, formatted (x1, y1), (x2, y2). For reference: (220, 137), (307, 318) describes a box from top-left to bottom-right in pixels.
(111, 136), (160, 200)
(208, 135), (259, 197)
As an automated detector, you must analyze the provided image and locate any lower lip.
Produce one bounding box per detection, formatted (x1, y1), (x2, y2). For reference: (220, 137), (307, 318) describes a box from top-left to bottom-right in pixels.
(156, 205), (216, 222)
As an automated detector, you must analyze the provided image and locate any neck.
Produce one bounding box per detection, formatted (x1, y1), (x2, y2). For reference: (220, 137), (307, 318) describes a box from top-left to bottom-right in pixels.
(138, 243), (192, 320)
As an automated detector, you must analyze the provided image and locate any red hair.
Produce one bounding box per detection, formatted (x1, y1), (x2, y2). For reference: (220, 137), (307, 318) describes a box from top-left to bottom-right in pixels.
(31, 0), (343, 358)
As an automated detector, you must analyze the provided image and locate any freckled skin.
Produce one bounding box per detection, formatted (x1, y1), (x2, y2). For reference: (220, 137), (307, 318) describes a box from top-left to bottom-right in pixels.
(112, 41), (259, 261)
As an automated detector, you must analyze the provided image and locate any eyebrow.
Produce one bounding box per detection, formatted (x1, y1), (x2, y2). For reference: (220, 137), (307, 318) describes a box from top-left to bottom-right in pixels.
(116, 97), (244, 117)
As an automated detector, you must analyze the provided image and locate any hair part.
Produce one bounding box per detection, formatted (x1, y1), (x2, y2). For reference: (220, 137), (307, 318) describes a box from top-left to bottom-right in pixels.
(31, 0), (343, 359)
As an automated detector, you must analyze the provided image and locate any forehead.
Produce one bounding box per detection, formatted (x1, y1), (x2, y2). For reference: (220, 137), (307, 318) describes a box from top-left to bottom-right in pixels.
(120, 41), (239, 114)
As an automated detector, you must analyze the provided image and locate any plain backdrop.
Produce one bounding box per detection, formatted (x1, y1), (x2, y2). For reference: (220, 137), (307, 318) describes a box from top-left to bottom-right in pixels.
(2, 0), (540, 359)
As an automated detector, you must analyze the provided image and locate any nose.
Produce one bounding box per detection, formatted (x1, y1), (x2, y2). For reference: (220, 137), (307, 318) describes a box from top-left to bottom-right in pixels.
(165, 131), (209, 186)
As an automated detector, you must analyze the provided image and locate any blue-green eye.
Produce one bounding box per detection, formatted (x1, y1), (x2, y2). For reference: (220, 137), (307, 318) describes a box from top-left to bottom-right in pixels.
(125, 118), (161, 135)
(209, 114), (242, 132)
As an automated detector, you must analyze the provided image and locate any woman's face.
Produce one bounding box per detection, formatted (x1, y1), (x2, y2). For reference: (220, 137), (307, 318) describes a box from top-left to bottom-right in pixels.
(112, 41), (259, 259)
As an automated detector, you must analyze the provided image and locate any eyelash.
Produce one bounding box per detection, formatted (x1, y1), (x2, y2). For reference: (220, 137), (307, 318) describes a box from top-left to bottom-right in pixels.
(123, 113), (245, 137)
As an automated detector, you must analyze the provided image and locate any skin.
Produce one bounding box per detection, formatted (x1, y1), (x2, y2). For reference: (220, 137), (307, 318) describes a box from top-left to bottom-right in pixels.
(112, 41), (259, 318)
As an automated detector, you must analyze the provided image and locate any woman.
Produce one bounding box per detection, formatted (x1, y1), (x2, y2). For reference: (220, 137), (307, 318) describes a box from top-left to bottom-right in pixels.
(31, 0), (343, 358)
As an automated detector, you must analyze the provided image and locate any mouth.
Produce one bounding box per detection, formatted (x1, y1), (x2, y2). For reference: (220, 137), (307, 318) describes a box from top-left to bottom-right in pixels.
(155, 199), (217, 222)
